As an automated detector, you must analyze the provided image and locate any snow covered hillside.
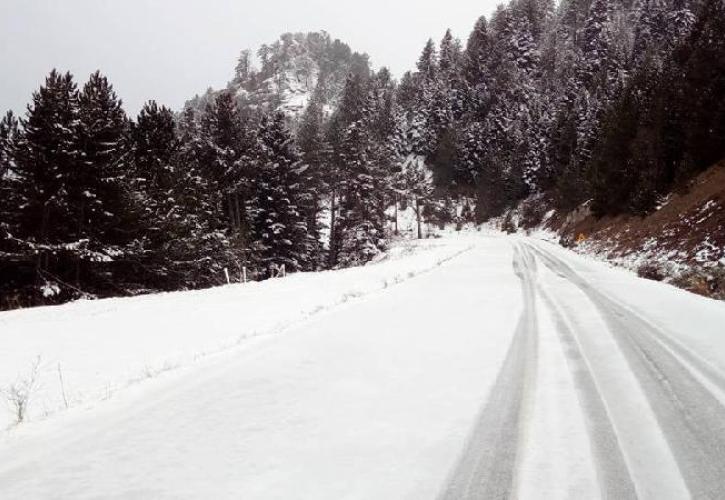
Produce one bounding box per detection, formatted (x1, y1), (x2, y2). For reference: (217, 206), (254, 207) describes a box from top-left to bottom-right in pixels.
(2, 233), (725, 499)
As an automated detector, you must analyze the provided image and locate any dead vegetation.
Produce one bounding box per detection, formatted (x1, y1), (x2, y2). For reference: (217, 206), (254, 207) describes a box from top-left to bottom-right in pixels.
(510, 162), (725, 299)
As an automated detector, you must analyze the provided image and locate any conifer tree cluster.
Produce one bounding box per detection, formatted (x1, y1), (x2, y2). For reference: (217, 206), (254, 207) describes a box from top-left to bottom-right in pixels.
(0, 74), (333, 307)
(395, 0), (723, 220)
(2, 1), (724, 308)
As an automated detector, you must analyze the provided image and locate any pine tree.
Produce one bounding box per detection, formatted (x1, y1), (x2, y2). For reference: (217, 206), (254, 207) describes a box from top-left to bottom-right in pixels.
(323, 113), (345, 266)
(0, 110), (19, 249)
(417, 39), (438, 80)
(177, 105), (240, 286)
(396, 71), (418, 114)
(327, 72), (373, 264)
(12, 70), (84, 301)
(297, 93), (326, 168)
(632, 0), (668, 66)
(666, 0), (696, 48)
(0, 111), (17, 181)
(678, 0), (725, 170)
(464, 17), (491, 89)
(409, 38), (446, 161)
(14, 70), (80, 239)
(248, 112), (311, 275)
(559, 0), (593, 42)
(234, 49), (254, 84)
(369, 68), (405, 231)
(588, 69), (648, 216)
(337, 73), (369, 127)
(333, 121), (386, 267)
(0, 111), (22, 306)
(295, 94), (328, 269)
(199, 91), (251, 243)
(131, 101), (178, 205)
(513, 0), (555, 41)
(397, 156), (434, 238)
(177, 106), (204, 172)
(76, 71), (129, 253)
(439, 29), (459, 75)
(579, 0), (613, 86)
(129, 101), (185, 286)
(511, 17), (540, 74)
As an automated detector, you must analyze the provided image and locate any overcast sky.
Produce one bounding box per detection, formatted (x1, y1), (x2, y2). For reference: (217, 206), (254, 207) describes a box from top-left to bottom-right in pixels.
(1, 0), (502, 117)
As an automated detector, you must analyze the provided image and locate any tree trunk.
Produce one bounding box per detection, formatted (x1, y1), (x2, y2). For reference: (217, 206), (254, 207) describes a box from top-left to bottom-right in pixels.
(329, 190), (337, 267)
(415, 198), (422, 240)
(76, 201), (84, 286)
(36, 205), (50, 283)
(227, 193), (236, 233)
(234, 193), (242, 233)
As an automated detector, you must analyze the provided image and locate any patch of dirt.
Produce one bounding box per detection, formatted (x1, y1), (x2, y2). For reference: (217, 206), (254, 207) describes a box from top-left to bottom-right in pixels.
(563, 161), (725, 298)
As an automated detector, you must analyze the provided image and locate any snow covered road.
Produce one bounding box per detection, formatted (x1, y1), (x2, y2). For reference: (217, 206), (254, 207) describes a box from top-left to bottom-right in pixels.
(442, 239), (725, 500)
(1, 235), (725, 499)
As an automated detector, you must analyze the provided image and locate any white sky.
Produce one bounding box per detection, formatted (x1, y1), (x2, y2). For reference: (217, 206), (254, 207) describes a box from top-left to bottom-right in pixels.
(1, 0), (501, 117)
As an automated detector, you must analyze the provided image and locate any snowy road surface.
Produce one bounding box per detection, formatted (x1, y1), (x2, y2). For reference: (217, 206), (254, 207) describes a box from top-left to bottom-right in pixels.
(1, 235), (725, 499)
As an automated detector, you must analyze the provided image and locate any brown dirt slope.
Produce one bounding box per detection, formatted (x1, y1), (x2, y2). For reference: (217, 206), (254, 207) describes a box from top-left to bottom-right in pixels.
(564, 161), (725, 298)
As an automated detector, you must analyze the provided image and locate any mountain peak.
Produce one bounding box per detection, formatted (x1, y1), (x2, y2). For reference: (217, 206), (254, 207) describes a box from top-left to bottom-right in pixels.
(187, 32), (372, 122)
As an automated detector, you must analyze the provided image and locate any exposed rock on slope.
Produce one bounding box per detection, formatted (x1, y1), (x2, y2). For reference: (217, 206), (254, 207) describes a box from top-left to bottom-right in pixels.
(186, 32), (370, 123)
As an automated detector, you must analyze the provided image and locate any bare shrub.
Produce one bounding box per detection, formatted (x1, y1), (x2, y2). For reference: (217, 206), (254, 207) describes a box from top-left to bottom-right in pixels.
(637, 263), (665, 282)
(672, 267), (725, 299)
(1, 356), (42, 425)
(502, 213), (517, 234)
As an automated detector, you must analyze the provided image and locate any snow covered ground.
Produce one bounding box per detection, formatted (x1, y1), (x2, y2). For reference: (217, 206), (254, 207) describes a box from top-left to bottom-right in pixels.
(1, 233), (725, 499)
(0, 237), (473, 430)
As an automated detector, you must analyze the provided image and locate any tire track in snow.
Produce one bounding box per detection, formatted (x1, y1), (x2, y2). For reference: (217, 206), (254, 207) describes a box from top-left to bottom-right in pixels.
(438, 243), (538, 500)
(528, 242), (725, 395)
(537, 284), (637, 499)
(529, 242), (725, 499)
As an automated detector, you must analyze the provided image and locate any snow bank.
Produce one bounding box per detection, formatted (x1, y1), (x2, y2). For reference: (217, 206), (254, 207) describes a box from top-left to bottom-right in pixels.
(0, 236), (521, 499)
(0, 238), (473, 429)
